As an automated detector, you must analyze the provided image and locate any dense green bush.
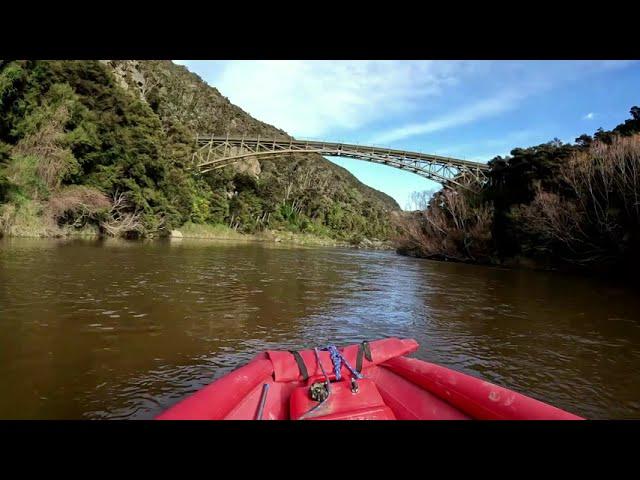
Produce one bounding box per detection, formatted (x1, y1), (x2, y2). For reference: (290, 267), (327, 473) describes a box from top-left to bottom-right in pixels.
(0, 60), (397, 240)
(0, 61), (202, 235)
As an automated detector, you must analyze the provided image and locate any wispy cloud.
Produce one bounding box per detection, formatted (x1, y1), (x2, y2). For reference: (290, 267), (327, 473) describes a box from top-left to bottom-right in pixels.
(207, 60), (474, 138)
(583, 112), (595, 120)
(365, 61), (637, 145)
(433, 129), (541, 160)
(176, 59), (637, 145)
(369, 91), (524, 144)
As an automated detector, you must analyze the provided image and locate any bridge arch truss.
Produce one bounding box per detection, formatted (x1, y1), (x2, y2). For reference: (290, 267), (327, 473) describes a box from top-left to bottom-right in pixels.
(193, 135), (489, 190)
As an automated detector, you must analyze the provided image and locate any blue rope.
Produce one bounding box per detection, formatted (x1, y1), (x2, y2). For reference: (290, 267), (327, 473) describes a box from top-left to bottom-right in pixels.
(324, 345), (363, 380)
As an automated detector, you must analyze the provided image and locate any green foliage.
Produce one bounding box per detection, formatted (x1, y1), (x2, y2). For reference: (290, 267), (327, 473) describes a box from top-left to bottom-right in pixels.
(0, 60), (398, 241)
(0, 141), (11, 163)
(0, 61), (198, 235)
(229, 190), (264, 233)
(190, 196), (211, 224)
(613, 106), (640, 137)
(487, 140), (578, 255)
(0, 173), (13, 203)
(1, 155), (49, 200)
(0, 62), (29, 141)
(178, 221), (246, 239)
(279, 202), (298, 225)
(327, 203), (345, 231)
(0, 196), (59, 238)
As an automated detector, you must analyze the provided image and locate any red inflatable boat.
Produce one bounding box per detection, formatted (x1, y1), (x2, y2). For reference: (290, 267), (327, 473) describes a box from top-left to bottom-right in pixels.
(157, 338), (583, 420)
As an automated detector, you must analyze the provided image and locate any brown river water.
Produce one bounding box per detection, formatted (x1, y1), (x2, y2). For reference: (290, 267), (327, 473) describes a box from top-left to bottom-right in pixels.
(1, 237), (639, 419)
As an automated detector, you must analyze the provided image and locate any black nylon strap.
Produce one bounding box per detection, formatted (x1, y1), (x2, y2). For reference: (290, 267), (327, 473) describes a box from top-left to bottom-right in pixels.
(289, 350), (309, 381)
(363, 341), (372, 361)
(356, 341), (373, 373)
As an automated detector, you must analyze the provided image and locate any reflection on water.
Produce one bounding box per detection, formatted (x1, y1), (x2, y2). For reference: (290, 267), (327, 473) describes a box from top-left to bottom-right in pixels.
(1, 237), (639, 419)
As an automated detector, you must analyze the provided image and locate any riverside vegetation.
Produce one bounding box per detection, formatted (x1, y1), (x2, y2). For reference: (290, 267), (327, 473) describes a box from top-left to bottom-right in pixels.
(0, 60), (397, 245)
(2, 60), (638, 272)
(394, 107), (640, 273)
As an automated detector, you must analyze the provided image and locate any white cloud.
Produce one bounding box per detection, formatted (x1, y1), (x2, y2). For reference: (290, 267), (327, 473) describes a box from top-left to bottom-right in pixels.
(210, 60), (473, 138)
(367, 60), (638, 145)
(433, 129), (540, 160)
(370, 90), (524, 144)
(179, 60), (637, 144)
(583, 112), (595, 120)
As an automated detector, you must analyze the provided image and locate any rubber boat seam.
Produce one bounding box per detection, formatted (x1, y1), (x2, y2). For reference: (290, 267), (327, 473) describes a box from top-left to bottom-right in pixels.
(373, 374), (422, 420)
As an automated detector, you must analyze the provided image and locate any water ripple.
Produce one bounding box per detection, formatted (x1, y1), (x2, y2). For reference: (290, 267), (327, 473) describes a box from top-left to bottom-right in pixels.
(1, 238), (639, 419)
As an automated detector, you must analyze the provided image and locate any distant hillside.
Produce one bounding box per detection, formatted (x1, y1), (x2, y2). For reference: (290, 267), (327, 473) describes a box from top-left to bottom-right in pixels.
(0, 60), (398, 240)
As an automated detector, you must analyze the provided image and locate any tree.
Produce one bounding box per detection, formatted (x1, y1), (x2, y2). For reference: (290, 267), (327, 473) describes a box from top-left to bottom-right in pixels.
(612, 106), (640, 137)
(405, 189), (436, 211)
(575, 134), (593, 148)
(594, 127), (614, 144)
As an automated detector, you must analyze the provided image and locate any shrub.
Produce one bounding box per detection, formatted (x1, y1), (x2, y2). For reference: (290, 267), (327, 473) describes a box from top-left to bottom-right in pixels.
(513, 134), (640, 267)
(394, 188), (494, 262)
(46, 185), (111, 227)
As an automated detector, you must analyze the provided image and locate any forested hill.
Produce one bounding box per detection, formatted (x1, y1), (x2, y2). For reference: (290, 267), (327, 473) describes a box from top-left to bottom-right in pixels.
(0, 60), (399, 240)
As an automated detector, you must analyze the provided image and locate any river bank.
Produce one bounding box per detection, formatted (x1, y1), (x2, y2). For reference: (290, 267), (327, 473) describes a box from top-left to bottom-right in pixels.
(173, 223), (393, 250)
(394, 246), (635, 280)
(0, 220), (394, 251)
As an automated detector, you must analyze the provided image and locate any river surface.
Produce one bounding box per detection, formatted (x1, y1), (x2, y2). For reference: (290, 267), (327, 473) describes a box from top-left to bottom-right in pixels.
(1, 237), (639, 419)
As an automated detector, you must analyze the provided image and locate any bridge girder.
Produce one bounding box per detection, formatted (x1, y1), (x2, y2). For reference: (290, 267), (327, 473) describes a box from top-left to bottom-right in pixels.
(193, 136), (490, 190)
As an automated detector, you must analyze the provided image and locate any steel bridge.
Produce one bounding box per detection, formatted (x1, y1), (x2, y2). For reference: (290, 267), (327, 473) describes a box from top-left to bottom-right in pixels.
(193, 135), (490, 189)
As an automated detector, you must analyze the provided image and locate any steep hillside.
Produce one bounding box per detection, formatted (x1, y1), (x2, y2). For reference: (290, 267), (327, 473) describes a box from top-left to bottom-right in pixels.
(108, 60), (398, 211)
(0, 60), (398, 241)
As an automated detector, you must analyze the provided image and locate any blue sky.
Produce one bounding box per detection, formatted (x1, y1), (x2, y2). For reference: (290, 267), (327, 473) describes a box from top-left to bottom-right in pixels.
(175, 60), (639, 209)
